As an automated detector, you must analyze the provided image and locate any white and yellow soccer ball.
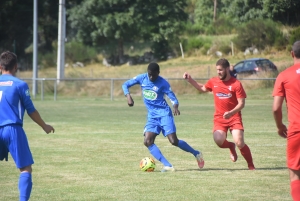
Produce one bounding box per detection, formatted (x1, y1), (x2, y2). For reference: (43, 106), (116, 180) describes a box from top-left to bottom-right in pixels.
(140, 157), (156, 172)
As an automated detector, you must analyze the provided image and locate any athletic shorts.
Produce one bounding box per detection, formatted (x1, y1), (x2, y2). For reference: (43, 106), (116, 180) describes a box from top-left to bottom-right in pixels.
(0, 125), (34, 168)
(287, 131), (300, 170)
(213, 116), (244, 133)
(144, 115), (176, 137)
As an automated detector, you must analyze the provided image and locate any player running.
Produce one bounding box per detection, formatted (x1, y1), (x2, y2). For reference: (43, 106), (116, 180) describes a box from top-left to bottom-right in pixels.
(122, 62), (204, 172)
(0, 51), (55, 201)
(183, 58), (255, 170)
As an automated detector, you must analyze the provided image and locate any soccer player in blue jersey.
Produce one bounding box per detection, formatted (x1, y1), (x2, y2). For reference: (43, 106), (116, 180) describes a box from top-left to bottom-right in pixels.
(0, 51), (55, 201)
(122, 62), (204, 172)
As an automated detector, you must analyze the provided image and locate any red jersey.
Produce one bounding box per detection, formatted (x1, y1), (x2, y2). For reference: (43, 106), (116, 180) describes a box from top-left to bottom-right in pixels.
(205, 77), (247, 119)
(272, 63), (300, 134)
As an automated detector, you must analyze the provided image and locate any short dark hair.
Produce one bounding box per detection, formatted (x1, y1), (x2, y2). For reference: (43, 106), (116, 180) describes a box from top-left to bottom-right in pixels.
(147, 62), (160, 72)
(0, 51), (17, 71)
(292, 41), (300, 58)
(216, 58), (230, 68)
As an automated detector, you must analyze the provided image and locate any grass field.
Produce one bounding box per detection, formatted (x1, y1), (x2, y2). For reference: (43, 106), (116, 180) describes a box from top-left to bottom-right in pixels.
(0, 88), (291, 201)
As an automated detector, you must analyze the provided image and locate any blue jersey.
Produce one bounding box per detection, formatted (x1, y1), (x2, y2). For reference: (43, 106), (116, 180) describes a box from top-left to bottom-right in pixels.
(122, 73), (179, 118)
(0, 74), (36, 126)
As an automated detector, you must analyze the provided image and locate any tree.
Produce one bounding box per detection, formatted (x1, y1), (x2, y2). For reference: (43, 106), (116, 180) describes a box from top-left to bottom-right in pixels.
(68, 0), (187, 61)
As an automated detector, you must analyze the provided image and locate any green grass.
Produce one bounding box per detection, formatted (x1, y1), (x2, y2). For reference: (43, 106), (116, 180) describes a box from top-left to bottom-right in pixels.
(0, 92), (290, 201)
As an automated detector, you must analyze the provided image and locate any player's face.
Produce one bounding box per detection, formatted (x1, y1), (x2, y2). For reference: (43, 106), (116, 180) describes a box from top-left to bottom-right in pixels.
(148, 70), (159, 82)
(216, 65), (227, 80)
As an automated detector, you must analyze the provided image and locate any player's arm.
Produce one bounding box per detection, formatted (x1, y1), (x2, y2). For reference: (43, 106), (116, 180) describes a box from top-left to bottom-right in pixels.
(272, 96), (287, 138)
(122, 77), (140, 107)
(183, 72), (208, 92)
(164, 84), (180, 116)
(223, 98), (245, 119)
(28, 110), (55, 134)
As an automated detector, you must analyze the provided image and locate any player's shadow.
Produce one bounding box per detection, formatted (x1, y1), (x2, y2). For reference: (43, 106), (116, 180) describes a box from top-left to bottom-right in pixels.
(176, 167), (287, 172)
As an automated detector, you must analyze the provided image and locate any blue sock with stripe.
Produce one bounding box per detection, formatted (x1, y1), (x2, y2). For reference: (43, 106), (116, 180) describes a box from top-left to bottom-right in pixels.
(178, 140), (199, 157)
(148, 144), (172, 167)
(19, 172), (32, 201)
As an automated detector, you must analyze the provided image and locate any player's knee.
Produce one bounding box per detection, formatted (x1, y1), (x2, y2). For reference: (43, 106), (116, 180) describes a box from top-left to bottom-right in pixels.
(169, 138), (178, 146)
(236, 141), (245, 149)
(143, 139), (153, 147)
(20, 165), (32, 173)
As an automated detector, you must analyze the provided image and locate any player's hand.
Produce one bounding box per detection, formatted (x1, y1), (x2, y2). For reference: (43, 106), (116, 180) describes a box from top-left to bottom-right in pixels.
(173, 104), (180, 116)
(126, 94), (134, 107)
(43, 124), (55, 134)
(277, 124), (287, 138)
(183, 72), (191, 81)
(223, 111), (233, 119)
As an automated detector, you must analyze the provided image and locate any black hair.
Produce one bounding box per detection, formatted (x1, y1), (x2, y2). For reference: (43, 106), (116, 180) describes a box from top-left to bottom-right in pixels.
(147, 62), (160, 72)
(216, 58), (230, 68)
(0, 51), (17, 71)
(292, 41), (300, 58)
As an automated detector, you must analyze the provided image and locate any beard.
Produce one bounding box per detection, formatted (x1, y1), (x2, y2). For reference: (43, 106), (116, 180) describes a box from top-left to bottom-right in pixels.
(219, 71), (227, 80)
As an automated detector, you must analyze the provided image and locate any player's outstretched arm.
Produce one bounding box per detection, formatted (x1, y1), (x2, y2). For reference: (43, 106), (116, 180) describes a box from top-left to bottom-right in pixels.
(126, 94), (134, 107)
(28, 110), (55, 134)
(183, 72), (207, 92)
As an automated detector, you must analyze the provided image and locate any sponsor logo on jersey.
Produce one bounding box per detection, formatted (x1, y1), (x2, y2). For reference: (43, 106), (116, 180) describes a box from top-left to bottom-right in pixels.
(216, 92), (232, 99)
(296, 69), (300, 74)
(143, 90), (157, 100)
(0, 81), (13, 86)
(25, 89), (30, 96)
(153, 86), (158, 91)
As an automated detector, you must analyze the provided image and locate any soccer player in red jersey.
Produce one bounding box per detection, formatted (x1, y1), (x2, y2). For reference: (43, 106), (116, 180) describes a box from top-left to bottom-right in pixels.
(273, 41), (300, 201)
(183, 58), (255, 170)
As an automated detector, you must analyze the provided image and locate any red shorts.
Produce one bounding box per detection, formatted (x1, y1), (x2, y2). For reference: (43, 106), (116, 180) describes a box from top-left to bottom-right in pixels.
(287, 131), (300, 170)
(213, 116), (244, 133)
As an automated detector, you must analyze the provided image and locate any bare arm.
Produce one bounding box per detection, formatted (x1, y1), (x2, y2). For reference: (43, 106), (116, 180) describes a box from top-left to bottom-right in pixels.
(223, 98), (245, 119)
(126, 94), (134, 107)
(28, 110), (55, 134)
(272, 96), (287, 138)
(183, 72), (208, 92)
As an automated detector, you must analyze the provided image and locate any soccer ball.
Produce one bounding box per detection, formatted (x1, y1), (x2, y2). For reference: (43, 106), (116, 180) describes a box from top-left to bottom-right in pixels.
(140, 157), (156, 172)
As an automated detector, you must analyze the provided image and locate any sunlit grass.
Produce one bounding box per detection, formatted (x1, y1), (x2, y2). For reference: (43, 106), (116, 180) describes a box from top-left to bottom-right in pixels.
(0, 95), (290, 201)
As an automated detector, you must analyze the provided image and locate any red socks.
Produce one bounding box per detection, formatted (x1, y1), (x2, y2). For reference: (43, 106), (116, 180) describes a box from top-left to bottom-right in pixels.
(240, 144), (255, 169)
(291, 180), (300, 201)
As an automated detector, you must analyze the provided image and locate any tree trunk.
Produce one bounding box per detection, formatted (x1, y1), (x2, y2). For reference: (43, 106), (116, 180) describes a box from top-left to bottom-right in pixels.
(213, 0), (217, 22)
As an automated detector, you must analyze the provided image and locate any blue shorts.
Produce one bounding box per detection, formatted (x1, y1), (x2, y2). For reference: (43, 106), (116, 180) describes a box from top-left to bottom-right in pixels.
(0, 125), (34, 168)
(144, 115), (176, 137)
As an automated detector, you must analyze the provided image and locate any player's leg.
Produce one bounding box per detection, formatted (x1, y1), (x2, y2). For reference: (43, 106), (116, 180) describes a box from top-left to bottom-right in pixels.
(19, 165), (33, 201)
(163, 116), (204, 168)
(5, 125), (34, 201)
(144, 118), (173, 168)
(289, 169), (300, 201)
(287, 134), (300, 200)
(231, 129), (255, 170)
(213, 129), (237, 162)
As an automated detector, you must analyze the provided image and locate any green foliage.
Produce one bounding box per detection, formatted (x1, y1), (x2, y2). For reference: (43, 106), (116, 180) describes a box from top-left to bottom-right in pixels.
(65, 41), (98, 64)
(289, 27), (300, 45)
(233, 19), (285, 51)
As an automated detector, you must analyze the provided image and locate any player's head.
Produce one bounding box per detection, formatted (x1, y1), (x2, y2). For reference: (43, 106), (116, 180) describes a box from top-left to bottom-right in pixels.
(216, 58), (230, 80)
(292, 41), (300, 59)
(147, 62), (160, 82)
(0, 51), (18, 75)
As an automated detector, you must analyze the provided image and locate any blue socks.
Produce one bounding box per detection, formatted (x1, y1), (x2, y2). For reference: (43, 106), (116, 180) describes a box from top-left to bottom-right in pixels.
(148, 144), (172, 167)
(178, 140), (199, 157)
(19, 172), (32, 201)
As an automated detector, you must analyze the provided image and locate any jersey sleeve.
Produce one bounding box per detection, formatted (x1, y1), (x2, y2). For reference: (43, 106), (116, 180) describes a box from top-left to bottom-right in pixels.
(18, 82), (36, 114)
(204, 79), (213, 92)
(163, 81), (179, 105)
(122, 74), (141, 96)
(235, 81), (247, 98)
(272, 74), (285, 97)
